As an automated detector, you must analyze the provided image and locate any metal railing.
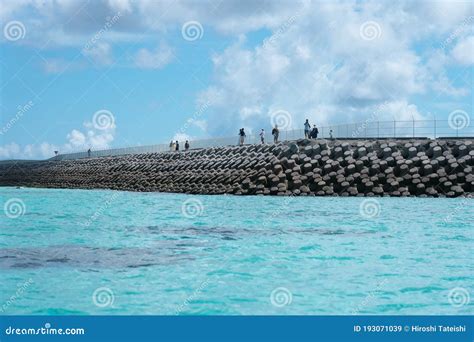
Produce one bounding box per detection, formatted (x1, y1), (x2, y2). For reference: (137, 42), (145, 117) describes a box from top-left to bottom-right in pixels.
(48, 119), (472, 161)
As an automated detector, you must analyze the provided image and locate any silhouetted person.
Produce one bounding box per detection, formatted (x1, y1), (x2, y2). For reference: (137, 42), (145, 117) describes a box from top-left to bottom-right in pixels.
(175, 140), (179, 151)
(272, 125), (279, 143)
(329, 129), (334, 140)
(87, 148), (91, 158)
(304, 119), (311, 138)
(185, 140), (190, 151)
(169, 141), (174, 152)
(310, 125), (319, 139)
(239, 128), (246, 145)
(259, 129), (265, 144)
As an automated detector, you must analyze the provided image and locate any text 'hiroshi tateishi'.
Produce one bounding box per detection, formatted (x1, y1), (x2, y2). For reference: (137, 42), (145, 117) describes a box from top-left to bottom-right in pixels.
(411, 325), (466, 333)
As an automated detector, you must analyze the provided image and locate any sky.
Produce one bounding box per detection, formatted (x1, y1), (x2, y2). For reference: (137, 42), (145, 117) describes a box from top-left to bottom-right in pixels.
(0, 0), (472, 160)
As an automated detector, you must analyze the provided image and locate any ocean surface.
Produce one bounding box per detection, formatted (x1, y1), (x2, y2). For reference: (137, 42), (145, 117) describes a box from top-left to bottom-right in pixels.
(1, 187), (472, 315)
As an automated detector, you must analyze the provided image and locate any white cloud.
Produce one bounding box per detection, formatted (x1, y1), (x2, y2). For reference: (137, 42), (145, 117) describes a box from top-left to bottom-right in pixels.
(82, 42), (113, 66)
(451, 36), (474, 65)
(0, 142), (21, 159)
(376, 100), (425, 121)
(190, 119), (207, 131)
(107, 0), (133, 13)
(41, 58), (72, 74)
(1, 119), (116, 160)
(1, 0), (472, 145)
(134, 44), (174, 69)
(65, 120), (116, 151)
(66, 129), (86, 146)
(194, 1), (472, 135)
(172, 133), (191, 142)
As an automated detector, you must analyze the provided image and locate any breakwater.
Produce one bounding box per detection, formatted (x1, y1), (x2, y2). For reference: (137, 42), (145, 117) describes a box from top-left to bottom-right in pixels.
(1, 139), (472, 197)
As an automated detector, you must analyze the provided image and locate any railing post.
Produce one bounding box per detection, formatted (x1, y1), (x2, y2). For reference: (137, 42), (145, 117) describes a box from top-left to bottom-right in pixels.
(412, 119), (415, 138)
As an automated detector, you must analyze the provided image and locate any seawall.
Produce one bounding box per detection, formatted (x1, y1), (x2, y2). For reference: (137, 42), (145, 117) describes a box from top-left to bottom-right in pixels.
(1, 139), (473, 197)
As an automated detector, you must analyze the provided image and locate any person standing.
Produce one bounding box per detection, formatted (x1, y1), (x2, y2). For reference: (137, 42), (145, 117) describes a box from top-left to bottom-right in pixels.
(304, 119), (311, 138)
(175, 140), (180, 151)
(259, 129), (265, 144)
(239, 128), (246, 145)
(310, 125), (319, 139)
(169, 141), (175, 152)
(272, 125), (279, 143)
(185, 140), (190, 151)
(87, 148), (91, 158)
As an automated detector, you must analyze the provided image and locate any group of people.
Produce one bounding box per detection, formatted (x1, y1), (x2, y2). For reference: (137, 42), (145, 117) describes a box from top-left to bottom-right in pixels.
(85, 119), (325, 157)
(239, 126), (280, 146)
(169, 140), (190, 152)
(238, 119), (321, 146)
(304, 119), (319, 139)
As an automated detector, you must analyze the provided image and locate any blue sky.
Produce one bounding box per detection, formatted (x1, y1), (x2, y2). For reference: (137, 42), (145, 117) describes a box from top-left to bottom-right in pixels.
(0, 0), (472, 159)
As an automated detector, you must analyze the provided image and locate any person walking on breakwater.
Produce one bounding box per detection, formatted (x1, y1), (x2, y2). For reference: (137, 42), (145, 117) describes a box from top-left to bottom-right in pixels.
(260, 129), (265, 144)
(87, 148), (91, 158)
(175, 141), (180, 151)
(304, 119), (311, 138)
(329, 129), (334, 140)
(310, 125), (319, 139)
(272, 125), (279, 143)
(239, 128), (246, 145)
(185, 140), (190, 151)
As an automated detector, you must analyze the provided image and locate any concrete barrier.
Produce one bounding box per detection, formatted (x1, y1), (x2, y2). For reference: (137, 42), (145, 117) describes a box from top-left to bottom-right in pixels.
(1, 138), (472, 197)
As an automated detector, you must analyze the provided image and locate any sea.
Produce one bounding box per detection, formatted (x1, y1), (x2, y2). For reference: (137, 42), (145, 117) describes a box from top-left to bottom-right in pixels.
(1, 187), (472, 315)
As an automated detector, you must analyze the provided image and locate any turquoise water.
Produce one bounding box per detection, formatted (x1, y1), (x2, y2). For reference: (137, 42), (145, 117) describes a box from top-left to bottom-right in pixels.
(1, 187), (472, 315)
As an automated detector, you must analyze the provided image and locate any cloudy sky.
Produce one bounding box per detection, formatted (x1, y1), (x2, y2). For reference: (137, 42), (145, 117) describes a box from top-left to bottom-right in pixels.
(0, 0), (472, 159)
